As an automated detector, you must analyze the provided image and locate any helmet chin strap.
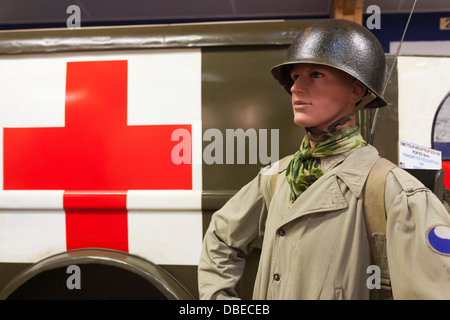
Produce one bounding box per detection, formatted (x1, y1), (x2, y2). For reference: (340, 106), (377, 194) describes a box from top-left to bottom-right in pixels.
(306, 91), (377, 143)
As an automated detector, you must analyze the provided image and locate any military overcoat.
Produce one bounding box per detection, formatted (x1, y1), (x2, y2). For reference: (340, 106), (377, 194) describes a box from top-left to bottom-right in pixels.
(198, 145), (450, 299)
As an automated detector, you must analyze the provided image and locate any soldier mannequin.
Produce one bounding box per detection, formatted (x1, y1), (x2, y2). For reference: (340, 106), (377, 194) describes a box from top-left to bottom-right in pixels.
(198, 20), (450, 299)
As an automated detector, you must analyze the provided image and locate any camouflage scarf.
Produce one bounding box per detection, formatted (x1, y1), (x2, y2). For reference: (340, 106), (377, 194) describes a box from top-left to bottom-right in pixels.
(286, 125), (366, 204)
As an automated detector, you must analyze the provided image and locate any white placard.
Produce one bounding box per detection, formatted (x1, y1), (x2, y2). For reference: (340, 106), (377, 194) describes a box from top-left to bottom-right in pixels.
(398, 140), (442, 170)
(397, 56), (450, 149)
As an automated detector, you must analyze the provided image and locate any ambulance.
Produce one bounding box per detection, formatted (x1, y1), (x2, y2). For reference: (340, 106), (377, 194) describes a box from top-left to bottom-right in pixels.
(0, 20), (448, 299)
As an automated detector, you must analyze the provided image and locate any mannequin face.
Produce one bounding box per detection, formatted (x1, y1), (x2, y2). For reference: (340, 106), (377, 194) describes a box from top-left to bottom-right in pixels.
(289, 63), (366, 131)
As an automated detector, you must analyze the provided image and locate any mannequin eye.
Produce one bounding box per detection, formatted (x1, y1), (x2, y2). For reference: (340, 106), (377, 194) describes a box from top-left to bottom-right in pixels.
(290, 73), (299, 81)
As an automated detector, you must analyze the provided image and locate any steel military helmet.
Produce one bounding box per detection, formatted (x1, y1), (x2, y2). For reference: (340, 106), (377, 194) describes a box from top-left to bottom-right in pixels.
(271, 19), (388, 109)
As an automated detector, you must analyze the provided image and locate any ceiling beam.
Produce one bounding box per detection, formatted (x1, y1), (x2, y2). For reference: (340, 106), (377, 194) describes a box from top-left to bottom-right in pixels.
(331, 0), (363, 25)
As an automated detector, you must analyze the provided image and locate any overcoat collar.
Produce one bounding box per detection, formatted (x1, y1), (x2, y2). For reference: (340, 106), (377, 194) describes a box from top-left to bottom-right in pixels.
(276, 145), (380, 227)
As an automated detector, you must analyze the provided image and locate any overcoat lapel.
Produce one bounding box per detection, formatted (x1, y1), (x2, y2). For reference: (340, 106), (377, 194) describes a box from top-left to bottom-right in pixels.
(276, 145), (380, 229)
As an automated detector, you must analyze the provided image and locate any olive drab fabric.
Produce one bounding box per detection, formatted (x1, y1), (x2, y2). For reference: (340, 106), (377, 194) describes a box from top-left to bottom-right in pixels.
(363, 157), (397, 300)
(286, 125), (366, 204)
(198, 145), (450, 299)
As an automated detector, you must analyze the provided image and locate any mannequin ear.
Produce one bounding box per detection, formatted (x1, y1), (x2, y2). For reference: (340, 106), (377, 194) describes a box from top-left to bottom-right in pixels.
(351, 80), (367, 104)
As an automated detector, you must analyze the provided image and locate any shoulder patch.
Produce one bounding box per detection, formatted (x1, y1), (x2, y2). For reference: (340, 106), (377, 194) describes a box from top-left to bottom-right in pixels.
(427, 225), (450, 256)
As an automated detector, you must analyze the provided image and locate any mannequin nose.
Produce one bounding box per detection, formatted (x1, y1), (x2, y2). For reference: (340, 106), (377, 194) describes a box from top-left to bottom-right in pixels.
(290, 77), (308, 94)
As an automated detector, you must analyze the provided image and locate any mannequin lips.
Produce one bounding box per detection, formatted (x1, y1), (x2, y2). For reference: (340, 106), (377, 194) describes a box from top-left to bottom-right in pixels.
(293, 99), (312, 110)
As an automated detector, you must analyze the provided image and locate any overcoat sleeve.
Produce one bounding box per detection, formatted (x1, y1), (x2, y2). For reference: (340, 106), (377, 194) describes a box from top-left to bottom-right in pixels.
(386, 167), (450, 299)
(197, 168), (273, 300)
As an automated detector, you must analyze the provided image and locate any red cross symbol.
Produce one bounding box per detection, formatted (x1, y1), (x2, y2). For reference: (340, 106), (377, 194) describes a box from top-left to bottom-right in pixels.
(3, 60), (192, 252)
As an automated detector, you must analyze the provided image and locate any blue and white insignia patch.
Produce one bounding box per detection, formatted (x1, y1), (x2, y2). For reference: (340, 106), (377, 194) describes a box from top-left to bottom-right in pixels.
(427, 225), (450, 256)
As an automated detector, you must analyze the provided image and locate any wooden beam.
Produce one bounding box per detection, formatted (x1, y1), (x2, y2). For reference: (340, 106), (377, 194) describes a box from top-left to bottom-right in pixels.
(331, 0), (363, 25)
